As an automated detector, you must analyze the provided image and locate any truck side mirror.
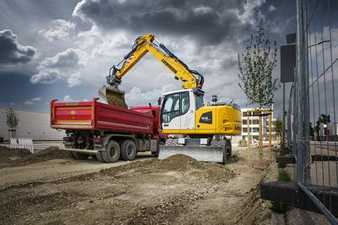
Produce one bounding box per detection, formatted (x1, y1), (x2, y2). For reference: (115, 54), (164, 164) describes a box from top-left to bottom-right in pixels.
(157, 97), (162, 105)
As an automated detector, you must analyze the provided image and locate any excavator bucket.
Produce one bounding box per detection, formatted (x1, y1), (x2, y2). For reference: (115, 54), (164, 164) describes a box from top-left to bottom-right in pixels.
(158, 139), (231, 164)
(98, 85), (127, 108)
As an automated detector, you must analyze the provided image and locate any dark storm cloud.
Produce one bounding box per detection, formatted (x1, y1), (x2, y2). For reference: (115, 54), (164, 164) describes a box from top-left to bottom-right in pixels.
(0, 29), (36, 65)
(73, 0), (255, 45)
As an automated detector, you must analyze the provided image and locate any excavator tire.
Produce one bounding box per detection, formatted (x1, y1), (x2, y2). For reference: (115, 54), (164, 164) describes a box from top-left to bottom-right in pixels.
(120, 139), (137, 161)
(225, 139), (232, 157)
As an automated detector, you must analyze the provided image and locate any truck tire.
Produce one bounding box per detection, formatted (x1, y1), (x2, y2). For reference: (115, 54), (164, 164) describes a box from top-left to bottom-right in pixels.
(121, 140), (137, 161)
(71, 152), (88, 160)
(96, 151), (103, 162)
(151, 150), (159, 157)
(104, 140), (121, 163)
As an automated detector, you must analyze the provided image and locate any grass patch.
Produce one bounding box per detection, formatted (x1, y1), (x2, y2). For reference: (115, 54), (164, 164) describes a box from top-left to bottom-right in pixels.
(278, 169), (291, 182)
(270, 168), (291, 213)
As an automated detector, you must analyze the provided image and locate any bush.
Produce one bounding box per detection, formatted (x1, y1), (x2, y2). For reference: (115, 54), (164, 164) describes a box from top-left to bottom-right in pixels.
(270, 168), (291, 213)
(239, 139), (247, 147)
(278, 169), (291, 182)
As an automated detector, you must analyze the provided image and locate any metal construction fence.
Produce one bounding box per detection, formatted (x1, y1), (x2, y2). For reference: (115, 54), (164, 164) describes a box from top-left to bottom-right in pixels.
(286, 0), (338, 224)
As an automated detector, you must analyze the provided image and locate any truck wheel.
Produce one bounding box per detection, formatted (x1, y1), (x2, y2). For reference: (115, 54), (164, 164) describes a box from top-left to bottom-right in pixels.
(71, 152), (88, 160)
(96, 151), (103, 162)
(104, 140), (121, 163)
(151, 151), (159, 157)
(121, 140), (137, 161)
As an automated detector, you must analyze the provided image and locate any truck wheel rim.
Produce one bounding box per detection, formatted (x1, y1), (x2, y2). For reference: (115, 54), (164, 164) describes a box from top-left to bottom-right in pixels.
(127, 144), (133, 156)
(110, 146), (117, 157)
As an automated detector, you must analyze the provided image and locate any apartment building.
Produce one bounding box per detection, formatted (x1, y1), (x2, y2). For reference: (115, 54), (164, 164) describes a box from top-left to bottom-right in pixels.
(241, 107), (276, 143)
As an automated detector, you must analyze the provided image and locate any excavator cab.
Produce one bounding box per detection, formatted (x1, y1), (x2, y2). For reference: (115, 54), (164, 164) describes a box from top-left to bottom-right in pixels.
(160, 89), (203, 131)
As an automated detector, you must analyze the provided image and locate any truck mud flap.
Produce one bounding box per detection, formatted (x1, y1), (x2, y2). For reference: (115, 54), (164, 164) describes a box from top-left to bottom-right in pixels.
(158, 145), (226, 164)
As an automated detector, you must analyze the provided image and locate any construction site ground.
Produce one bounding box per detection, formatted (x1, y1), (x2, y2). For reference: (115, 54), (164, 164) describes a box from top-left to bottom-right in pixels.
(0, 146), (275, 225)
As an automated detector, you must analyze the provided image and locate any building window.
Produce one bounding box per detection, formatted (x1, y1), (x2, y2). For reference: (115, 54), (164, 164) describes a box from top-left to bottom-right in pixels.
(252, 128), (259, 132)
(243, 120), (247, 125)
(253, 119), (259, 124)
(243, 128), (247, 132)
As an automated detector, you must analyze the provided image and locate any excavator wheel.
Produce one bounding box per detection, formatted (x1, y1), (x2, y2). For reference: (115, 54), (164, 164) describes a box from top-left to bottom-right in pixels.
(225, 139), (232, 157)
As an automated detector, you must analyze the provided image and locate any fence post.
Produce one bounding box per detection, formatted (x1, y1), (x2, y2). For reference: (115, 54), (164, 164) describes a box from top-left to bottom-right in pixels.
(296, 0), (311, 184)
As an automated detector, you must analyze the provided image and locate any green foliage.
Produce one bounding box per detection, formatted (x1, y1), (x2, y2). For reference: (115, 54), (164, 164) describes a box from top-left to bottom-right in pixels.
(274, 120), (283, 138)
(239, 139), (247, 147)
(319, 114), (330, 124)
(6, 108), (19, 129)
(270, 168), (291, 213)
(278, 168), (291, 182)
(237, 24), (279, 107)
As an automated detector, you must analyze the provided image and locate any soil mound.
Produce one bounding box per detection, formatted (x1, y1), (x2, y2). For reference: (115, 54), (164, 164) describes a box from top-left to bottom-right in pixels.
(158, 154), (203, 171)
(26, 147), (70, 161)
(0, 147), (71, 168)
(99, 154), (234, 183)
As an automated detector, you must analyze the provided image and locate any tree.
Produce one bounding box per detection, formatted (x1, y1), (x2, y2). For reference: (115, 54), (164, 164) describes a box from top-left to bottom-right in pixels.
(238, 25), (279, 107)
(6, 108), (19, 138)
(274, 120), (283, 142)
(238, 24), (279, 149)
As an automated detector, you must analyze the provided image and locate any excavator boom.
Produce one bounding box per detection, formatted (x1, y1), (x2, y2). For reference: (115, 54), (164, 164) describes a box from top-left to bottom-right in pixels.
(100, 34), (204, 106)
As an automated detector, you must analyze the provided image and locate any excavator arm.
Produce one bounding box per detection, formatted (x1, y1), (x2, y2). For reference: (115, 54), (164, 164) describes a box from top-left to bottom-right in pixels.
(106, 34), (204, 90)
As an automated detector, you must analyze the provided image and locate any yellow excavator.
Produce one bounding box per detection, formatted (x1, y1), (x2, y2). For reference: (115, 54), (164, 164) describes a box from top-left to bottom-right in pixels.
(100, 34), (241, 163)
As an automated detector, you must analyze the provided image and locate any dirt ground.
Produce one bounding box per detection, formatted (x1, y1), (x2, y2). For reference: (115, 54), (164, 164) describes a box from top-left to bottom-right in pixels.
(0, 147), (274, 225)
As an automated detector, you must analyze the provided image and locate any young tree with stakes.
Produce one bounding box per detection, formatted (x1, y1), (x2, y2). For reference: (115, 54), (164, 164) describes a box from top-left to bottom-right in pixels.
(238, 24), (279, 149)
(6, 108), (19, 138)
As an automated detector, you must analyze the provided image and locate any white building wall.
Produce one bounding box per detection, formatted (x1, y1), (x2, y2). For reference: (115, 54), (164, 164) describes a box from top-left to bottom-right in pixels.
(240, 107), (276, 143)
(0, 109), (64, 140)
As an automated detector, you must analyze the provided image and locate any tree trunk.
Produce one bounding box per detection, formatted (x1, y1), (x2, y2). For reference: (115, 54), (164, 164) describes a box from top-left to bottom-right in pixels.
(8, 128), (16, 139)
(259, 109), (263, 150)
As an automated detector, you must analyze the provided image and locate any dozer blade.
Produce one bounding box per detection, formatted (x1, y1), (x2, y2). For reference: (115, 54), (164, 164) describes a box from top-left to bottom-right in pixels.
(158, 145), (227, 164)
(98, 85), (127, 108)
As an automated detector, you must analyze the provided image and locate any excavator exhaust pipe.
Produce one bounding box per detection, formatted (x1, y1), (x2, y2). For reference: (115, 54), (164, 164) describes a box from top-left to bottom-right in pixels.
(98, 85), (127, 108)
(159, 138), (232, 164)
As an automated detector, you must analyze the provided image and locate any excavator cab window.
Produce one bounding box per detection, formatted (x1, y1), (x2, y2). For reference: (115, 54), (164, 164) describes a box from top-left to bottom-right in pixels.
(161, 91), (190, 123)
(195, 94), (204, 110)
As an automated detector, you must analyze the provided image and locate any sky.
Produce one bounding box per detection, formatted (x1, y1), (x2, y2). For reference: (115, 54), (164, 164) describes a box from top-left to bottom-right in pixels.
(0, 0), (336, 118)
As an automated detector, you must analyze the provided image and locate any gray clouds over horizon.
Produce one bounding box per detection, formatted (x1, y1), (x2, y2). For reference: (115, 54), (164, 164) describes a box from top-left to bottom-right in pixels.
(0, 29), (36, 64)
(73, 0), (258, 45)
(1, 0), (327, 115)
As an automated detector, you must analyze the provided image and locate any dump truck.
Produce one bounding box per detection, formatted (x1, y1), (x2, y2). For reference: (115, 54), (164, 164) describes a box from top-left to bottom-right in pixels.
(50, 98), (161, 162)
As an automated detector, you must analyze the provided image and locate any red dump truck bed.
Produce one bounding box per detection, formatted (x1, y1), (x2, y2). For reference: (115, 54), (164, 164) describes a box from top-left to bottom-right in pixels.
(50, 99), (156, 135)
